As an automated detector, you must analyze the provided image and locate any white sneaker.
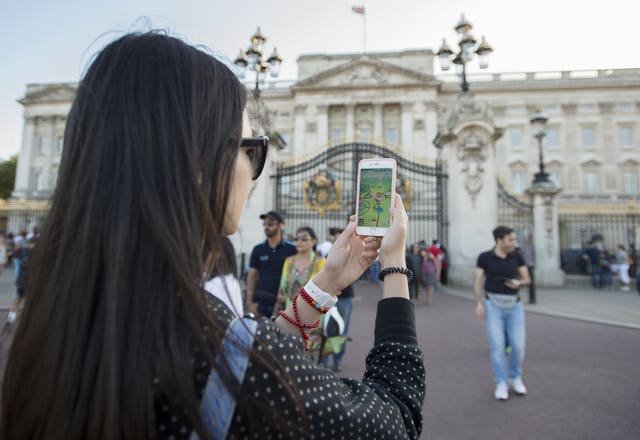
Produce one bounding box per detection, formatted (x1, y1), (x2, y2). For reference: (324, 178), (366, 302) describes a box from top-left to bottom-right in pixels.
(494, 382), (508, 400)
(510, 377), (527, 395)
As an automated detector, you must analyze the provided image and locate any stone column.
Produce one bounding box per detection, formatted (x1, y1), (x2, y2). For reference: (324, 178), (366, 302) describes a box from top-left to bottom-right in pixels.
(317, 104), (329, 148)
(373, 103), (383, 140)
(401, 102), (413, 154)
(526, 183), (564, 286)
(12, 116), (36, 198)
(424, 101), (439, 161)
(42, 116), (56, 194)
(345, 104), (355, 140)
(293, 104), (306, 159)
(434, 93), (504, 286)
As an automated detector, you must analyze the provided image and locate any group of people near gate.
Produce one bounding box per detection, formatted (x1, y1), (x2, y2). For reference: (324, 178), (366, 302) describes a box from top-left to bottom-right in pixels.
(1, 31), (540, 439)
(582, 241), (638, 291)
(405, 239), (448, 305)
(243, 212), (352, 372)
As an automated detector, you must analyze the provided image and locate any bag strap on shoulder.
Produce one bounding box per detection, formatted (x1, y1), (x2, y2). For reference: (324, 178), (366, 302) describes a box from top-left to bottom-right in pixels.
(192, 316), (258, 440)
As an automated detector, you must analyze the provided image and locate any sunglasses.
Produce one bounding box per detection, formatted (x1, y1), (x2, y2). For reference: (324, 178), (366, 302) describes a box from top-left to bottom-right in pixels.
(241, 136), (269, 180)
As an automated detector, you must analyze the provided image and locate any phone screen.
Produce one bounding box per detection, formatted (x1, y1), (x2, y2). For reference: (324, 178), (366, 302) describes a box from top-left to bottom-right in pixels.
(357, 167), (394, 228)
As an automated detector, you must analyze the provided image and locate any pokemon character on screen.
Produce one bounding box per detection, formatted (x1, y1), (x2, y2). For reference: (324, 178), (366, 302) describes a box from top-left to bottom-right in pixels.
(357, 168), (393, 228)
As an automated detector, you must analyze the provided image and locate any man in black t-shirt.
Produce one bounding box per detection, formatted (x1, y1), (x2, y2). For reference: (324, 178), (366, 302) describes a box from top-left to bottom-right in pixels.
(245, 211), (297, 318)
(474, 225), (531, 401)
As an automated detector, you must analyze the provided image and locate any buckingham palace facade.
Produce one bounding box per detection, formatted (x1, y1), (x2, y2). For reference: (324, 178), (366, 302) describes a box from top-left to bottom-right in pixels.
(8, 47), (640, 272)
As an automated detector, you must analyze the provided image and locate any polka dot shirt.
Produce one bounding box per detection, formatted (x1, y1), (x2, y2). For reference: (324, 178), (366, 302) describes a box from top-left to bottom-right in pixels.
(155, 295), (425, 439)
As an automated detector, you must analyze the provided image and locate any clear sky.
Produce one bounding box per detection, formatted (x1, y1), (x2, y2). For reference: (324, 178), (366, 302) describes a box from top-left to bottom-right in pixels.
(1, 0), (637, 160)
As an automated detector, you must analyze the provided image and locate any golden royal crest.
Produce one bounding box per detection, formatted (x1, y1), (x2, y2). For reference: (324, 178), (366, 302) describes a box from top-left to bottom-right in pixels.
(396, 176), (412, 210)
(303, 171), (342, 216)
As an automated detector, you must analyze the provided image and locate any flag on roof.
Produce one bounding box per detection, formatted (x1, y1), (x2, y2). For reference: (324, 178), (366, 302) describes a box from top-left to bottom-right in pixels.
(352, 6), (365, 15)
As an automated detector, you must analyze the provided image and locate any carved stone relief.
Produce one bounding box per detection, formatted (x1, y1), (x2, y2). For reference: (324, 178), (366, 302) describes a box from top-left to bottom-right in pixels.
(457, 130), (488, 206)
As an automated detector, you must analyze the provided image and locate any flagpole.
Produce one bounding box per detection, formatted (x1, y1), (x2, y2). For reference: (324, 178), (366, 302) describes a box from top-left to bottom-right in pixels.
(363, 12), (367, 52)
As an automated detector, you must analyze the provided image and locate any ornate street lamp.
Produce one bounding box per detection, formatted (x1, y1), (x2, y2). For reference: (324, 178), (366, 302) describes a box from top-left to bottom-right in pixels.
(530, 108), (551, 184)
(437, 14), (493, 92)
(234, 27), (283, 97)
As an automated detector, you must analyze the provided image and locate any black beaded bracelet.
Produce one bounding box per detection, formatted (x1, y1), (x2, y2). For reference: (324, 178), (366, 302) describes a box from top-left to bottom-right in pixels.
(378, 266), (414, 282)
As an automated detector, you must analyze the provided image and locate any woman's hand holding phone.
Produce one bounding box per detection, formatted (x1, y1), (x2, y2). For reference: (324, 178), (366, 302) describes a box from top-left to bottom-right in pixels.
(313, 220), (381, 296)
(378, 193), (408, 269)
(313, 193), (408, 298)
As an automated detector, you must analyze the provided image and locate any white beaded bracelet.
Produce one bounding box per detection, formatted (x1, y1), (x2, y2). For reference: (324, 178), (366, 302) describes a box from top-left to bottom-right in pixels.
(304, 279), (338, 310)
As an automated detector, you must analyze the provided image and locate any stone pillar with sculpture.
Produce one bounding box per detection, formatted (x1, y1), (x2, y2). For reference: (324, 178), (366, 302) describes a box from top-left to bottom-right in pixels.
(434, 93), (504, 286)
(526, 182), (564, 286)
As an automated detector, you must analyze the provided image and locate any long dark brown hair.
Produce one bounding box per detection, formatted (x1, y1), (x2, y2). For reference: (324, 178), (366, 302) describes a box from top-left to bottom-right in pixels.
(2, 32), (302, 439)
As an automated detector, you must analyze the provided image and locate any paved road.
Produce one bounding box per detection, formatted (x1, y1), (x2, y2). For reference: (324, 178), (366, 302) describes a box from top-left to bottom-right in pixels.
(1, 275), (638, 439)
(335, 282), (640, 440)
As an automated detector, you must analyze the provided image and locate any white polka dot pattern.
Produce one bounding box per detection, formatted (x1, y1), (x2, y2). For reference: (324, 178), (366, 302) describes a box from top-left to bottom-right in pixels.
(156, 295), (425, 439)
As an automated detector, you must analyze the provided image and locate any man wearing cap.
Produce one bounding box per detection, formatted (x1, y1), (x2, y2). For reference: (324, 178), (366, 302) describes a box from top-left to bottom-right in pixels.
(246, 211), (297, 317)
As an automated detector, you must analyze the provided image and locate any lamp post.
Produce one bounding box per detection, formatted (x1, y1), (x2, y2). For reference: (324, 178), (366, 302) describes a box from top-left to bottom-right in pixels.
(234, 27), (283, 98)
(437, 14), (493, 92)
(530, 108), (551, 184)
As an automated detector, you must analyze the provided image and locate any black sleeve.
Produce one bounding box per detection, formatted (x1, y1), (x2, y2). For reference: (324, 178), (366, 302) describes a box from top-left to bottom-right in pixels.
(476, 252), (485, 269)
(229, 297), (425, 439)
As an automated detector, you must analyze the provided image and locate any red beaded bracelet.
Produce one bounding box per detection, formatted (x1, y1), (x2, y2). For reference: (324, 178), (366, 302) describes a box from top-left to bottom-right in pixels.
(298, 287), (330, 314)
(278, 293), (320, 351)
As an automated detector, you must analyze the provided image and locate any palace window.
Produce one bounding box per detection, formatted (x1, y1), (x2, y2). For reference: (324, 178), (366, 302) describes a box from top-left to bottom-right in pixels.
(582, 128), (595, 149)
(37, 136), (49, 154)
(511, 171), (526, 194)
(546, 128), (559, 150)
(510, 129), (523, 151)
(385, 128), (398, 145)
(623, 172), (638, 194)
(584, 171), (599, 194)
(33, 172), (42, 191)
(330, 129), (343, 142)
(280, 132), (290, 152)
(619, 126), (633, 148)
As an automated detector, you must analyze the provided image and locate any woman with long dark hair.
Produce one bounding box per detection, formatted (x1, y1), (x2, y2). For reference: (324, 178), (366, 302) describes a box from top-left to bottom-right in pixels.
(2, 32), (424, 439)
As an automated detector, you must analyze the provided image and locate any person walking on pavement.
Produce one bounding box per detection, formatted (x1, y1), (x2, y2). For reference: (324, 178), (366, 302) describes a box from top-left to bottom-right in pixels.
(582, 241), (603, 289)
(611, 244), (631, 291)
(519, 233), (536, 304)
(246, 211), (297, 317)
(474, 225), (531, 401)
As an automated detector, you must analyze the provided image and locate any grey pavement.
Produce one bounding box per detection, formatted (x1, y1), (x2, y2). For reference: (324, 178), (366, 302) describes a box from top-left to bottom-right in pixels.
(442, 282), (640, 330)
(1, 272), (638, 439)
(0, 267), (15, 311)
(338, 281), (640, 440)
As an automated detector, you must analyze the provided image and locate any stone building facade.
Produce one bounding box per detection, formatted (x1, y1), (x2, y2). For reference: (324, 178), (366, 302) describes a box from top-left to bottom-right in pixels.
(10, 48), (640, 271)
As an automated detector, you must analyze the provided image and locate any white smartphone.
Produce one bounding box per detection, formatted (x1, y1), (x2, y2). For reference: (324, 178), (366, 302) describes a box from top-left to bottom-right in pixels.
(355, 158), (396, 237)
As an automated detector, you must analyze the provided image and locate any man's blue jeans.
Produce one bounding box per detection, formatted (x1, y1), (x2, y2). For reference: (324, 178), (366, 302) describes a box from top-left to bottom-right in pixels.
(332, 296), (353, 363)
(484, 298), (525, 384)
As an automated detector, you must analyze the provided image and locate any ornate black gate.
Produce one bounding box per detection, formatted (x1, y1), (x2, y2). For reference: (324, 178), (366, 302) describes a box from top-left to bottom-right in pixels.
(275, 143), (448, 246)
(497, 180), (533, 237)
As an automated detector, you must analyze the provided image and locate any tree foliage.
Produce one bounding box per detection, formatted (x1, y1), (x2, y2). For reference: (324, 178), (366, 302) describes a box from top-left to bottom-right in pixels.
(0, 155), (18, 200)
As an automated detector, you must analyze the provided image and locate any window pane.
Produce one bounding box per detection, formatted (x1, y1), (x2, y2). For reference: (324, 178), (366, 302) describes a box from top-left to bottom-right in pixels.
(582, 128), (595, 148)
(510, 129), (522, 150)
(546, 128), (558, 149)
(585, 171), (599, 194)
(511, 172), (526, 193)
(620, 127), (633, 147)
(385, 128), (398, 144)
(624, 172), (638, 194)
